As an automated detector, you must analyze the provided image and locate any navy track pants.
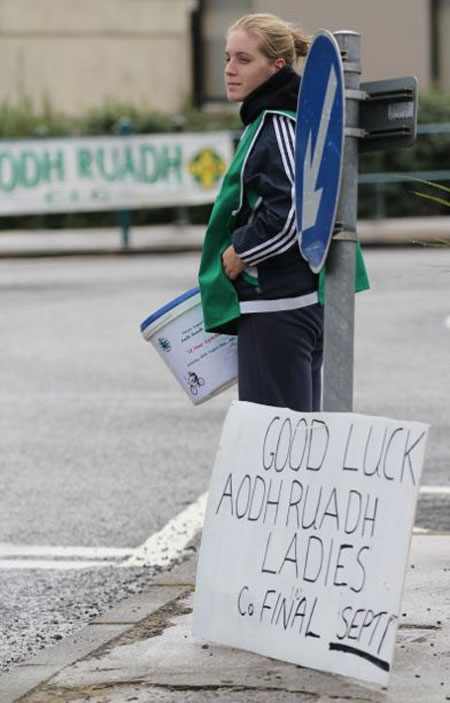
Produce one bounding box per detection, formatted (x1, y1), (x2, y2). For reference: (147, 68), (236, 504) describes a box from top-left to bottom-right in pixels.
(237, 304), (324, 413)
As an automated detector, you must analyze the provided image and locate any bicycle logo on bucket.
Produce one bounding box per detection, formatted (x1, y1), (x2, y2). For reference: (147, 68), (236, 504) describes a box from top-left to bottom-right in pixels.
(185, 371), (205, 396)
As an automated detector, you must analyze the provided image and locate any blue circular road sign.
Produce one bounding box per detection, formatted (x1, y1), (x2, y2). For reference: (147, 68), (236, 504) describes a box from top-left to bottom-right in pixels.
(295, 31), (345, 273)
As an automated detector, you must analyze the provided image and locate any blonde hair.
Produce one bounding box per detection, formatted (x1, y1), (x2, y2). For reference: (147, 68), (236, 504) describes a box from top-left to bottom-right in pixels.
(228, 13), (311, 67)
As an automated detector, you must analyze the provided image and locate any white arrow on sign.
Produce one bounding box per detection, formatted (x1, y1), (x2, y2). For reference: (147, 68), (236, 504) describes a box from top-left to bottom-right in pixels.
(302, 64), (338, 232)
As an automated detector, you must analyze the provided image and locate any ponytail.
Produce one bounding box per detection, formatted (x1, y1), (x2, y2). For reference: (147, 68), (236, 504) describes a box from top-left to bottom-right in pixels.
(229, 14), (311, 67)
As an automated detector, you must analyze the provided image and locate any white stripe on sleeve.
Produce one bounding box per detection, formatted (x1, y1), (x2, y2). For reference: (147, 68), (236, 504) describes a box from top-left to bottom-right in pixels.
(273, 116), (294, 184)
(243, 213), (298, 265)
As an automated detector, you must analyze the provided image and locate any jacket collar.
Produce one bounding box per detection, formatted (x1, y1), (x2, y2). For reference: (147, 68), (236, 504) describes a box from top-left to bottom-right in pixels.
(240, 65), (300, 125)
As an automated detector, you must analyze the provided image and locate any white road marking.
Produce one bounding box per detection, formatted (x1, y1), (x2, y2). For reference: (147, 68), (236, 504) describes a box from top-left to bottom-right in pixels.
(0, 544), (134, 559)
(0, 487), (447, 570)
(419, 485), (450, 495)
(124, 492), (208, 567)
(0, 559), (120, 570)
(0, 492), (208, 570)
(444, 315), (450, 329)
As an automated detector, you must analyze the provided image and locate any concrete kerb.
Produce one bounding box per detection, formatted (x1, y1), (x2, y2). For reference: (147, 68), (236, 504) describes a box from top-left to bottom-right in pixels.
(0, 217), (449, 259)
(0, 224), (206, 259)
(0, 535), (449, 703)
(0, 562), (194, 703)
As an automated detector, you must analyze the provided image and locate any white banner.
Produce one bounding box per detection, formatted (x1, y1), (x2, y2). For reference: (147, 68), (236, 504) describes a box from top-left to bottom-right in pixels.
(193, 401), (429, 686)
(0, 132), (234, 215)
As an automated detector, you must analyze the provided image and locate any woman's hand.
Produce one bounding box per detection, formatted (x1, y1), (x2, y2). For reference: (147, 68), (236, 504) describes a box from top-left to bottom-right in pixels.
(222, 245), (247, 280)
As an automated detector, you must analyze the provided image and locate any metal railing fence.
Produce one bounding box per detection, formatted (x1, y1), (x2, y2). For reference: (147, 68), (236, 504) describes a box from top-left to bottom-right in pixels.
(357, 123), (450, 218)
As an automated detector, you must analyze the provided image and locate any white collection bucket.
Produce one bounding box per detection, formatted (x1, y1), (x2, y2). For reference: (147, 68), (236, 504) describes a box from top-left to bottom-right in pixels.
(140, 287), (237, 405)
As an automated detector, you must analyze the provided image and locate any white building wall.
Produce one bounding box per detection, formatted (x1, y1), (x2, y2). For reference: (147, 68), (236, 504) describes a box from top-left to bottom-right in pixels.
(254, 0), (432, 91)
(0, 0), (443, 115)
(0, 0), (194, 114)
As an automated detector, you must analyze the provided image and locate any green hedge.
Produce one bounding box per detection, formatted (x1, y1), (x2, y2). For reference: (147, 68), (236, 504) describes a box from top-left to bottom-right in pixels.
(0, 97), (243, 138)
(0, 98), (237, 229)
(0, 92), (448, 229)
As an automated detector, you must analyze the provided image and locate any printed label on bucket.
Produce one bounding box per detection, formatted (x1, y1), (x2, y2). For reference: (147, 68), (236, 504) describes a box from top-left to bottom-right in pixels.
(150, 300), (237, 404)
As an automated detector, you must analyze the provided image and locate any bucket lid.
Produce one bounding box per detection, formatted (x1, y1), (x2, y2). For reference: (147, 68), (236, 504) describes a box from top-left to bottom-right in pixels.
(140, 286), (200, 333)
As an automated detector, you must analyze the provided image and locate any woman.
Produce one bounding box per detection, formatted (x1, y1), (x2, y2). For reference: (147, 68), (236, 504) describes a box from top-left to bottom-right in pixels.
(199, 14), (364, 412)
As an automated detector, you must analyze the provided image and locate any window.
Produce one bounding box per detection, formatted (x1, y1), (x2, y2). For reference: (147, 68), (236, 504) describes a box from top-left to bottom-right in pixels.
(192, 0), (253, 104)
(431, 0), (450, 90)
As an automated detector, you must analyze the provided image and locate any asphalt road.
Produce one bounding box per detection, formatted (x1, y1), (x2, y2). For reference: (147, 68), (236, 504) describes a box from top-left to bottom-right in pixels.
(0, 246), (449, 673)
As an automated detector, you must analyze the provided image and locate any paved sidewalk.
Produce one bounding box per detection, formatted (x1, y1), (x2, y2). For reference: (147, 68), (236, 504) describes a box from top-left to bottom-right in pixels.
(1, 534), (448, 703)
(0, 217), (449, 258)
(0, 224), (206, 258)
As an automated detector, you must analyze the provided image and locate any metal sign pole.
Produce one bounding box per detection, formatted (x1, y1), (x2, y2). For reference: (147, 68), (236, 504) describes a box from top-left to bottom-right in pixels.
(322, 31), (362, 412)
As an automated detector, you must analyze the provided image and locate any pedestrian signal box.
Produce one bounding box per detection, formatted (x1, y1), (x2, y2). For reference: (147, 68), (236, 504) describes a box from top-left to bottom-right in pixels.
(359, 76), (418, 152)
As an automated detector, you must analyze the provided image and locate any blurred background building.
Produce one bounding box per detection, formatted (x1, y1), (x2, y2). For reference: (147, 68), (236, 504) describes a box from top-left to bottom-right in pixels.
(0, 0), (194, 113)
(0, 0), (448, 115)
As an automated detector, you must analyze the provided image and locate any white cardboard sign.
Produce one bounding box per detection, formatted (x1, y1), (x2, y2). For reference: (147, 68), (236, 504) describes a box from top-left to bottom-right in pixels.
(192, 401), (429, 686)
